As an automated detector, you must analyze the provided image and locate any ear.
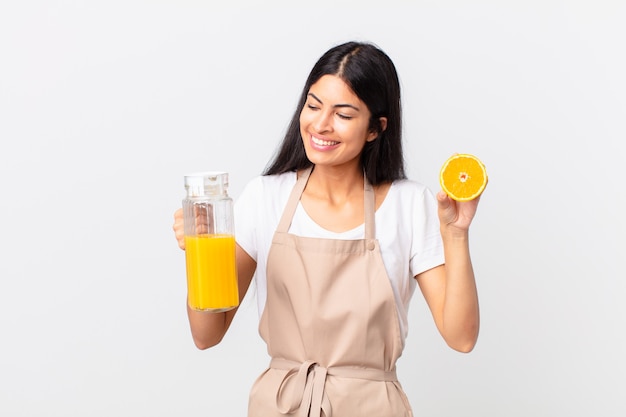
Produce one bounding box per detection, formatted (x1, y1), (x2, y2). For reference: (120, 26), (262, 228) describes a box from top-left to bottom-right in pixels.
(367, 117), (388, 142)
(379, 117), (388, 133)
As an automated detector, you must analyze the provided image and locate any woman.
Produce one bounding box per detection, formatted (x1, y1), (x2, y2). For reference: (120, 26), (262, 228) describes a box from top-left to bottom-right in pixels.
(173, 41), (482, 417)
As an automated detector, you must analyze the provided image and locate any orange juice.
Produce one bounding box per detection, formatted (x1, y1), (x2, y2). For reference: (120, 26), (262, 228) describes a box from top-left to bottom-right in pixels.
(185, 234), (239, 312)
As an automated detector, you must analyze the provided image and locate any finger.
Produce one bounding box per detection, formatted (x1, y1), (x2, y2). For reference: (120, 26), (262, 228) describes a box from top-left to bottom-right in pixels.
(436, 190), (452, 208)
(436, 190), (459, 224)
(173, 208), (186, 249)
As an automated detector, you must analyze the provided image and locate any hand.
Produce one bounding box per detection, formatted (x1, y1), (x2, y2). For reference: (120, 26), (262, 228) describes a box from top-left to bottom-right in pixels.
(436, 190), (484, 234)
(172, 208), (186, 250)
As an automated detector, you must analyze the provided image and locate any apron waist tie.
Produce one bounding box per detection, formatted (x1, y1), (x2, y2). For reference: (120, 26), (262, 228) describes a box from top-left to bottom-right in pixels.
(270, 358), (398, 417)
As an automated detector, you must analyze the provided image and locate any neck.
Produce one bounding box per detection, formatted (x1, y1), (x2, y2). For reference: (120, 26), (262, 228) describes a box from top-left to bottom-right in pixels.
(306, 165), (364, 199)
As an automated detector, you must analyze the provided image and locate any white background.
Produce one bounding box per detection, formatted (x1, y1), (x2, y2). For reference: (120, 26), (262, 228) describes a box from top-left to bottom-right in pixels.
(1, 1), (625, 416)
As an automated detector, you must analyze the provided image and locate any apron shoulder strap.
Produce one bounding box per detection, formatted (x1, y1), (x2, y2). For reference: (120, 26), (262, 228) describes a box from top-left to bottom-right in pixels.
(275, 166), (313, 233)
(364, 177), (375, 240)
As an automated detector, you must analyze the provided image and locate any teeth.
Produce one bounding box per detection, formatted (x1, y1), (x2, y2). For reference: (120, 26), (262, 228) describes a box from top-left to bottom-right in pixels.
(312, 136), (338, 146)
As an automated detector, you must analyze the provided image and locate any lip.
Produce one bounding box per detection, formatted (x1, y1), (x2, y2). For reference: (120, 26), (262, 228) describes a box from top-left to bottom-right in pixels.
(308, 134), (340, 151)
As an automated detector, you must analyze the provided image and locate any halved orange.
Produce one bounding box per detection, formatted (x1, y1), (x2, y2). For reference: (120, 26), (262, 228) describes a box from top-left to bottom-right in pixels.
(439, 154), (487, 201)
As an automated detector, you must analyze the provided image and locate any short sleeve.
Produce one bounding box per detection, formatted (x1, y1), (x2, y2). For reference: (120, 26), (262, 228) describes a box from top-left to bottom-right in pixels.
(409, 187), (444, 277)
(234, 176), (263, 261)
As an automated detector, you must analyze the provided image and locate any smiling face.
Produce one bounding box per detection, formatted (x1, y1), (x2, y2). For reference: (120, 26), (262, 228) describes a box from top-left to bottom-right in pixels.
(299, 75), (380, 172)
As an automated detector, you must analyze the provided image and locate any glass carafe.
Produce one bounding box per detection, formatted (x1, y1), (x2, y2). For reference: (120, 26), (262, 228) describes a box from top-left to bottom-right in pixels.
(183, 172), (239, 312)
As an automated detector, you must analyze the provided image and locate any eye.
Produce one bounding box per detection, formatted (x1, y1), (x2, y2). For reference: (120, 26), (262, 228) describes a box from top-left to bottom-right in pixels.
(337, 113), (353, 120)
(306, 103), (320, 111)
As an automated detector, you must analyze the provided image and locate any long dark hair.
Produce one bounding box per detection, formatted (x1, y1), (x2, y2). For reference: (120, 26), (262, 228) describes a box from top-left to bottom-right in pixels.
(263, 41), (406, 185)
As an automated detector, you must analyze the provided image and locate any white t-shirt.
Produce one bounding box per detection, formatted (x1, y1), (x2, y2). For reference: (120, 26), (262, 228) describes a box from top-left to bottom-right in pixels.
(234, 171), (444, 342)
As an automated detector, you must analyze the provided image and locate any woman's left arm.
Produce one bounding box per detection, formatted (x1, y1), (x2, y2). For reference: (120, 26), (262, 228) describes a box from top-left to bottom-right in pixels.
(416, 190), (482, 353)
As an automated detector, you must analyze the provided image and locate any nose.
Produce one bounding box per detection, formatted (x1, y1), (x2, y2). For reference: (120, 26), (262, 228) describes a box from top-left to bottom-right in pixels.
(312, 109), (333, 133)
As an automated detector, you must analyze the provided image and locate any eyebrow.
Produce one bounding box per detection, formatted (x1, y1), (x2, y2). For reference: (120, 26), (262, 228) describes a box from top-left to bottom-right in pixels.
(308, 93), (360, 111)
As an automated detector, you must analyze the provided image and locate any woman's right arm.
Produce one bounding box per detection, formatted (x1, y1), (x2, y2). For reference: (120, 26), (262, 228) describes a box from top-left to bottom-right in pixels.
(173, 208), (257, 350)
